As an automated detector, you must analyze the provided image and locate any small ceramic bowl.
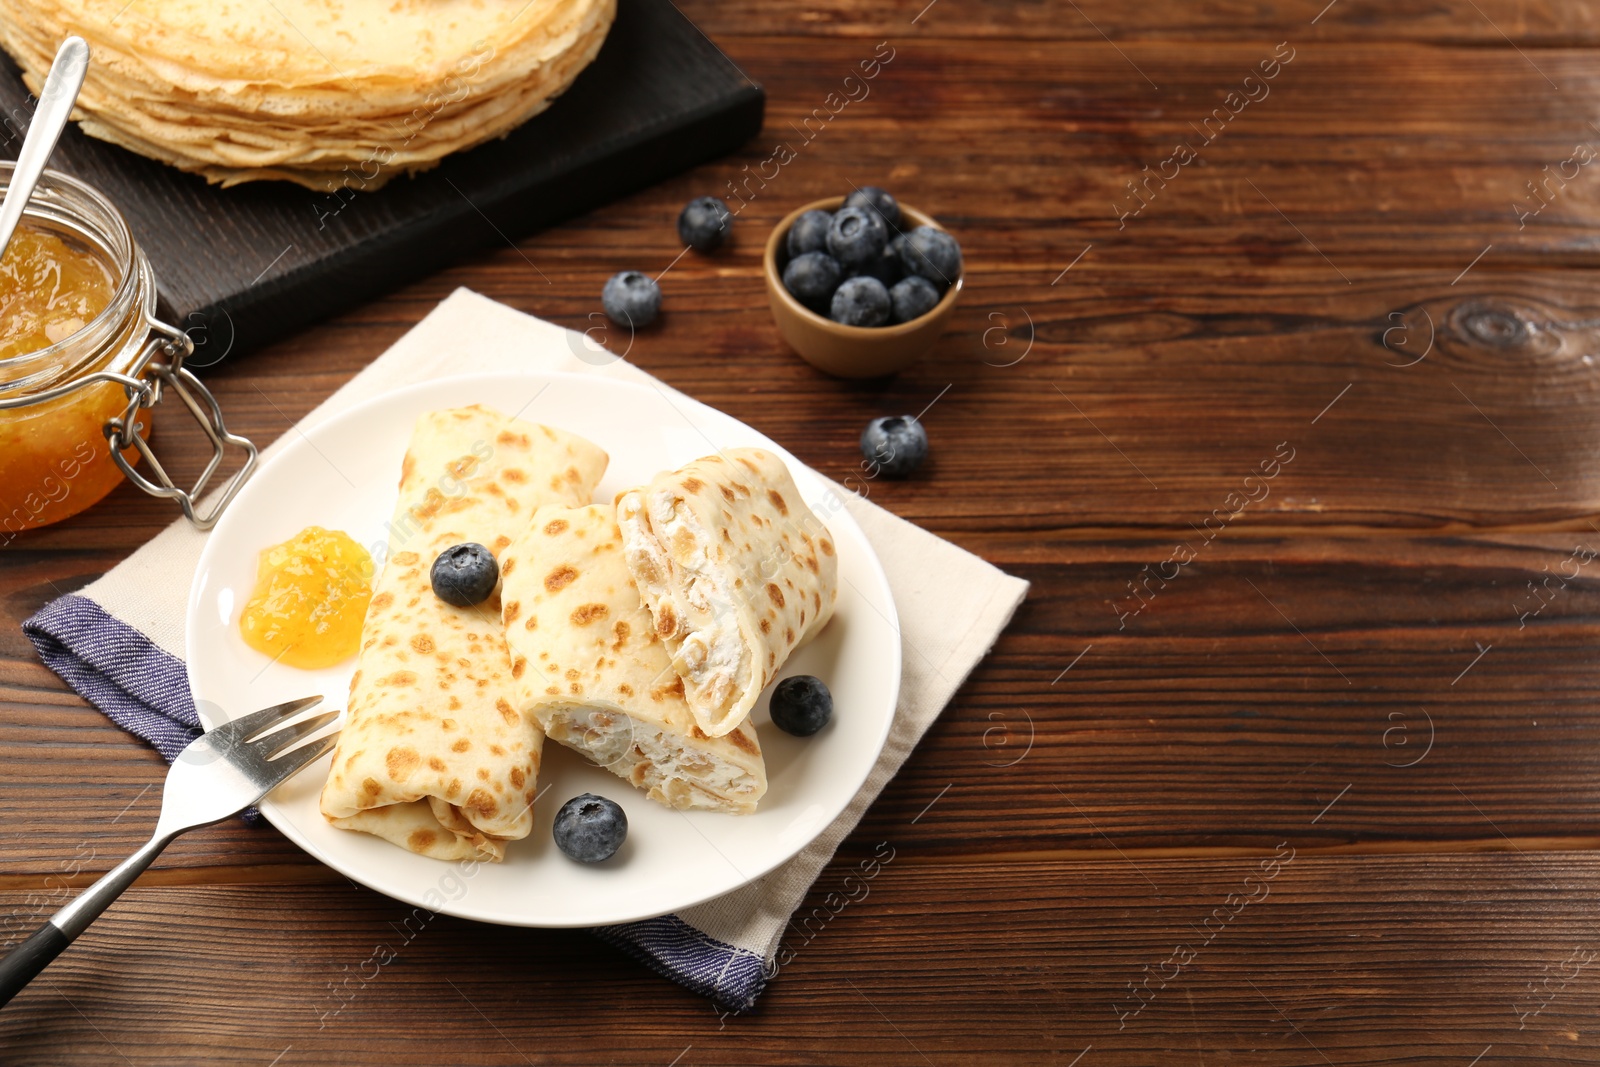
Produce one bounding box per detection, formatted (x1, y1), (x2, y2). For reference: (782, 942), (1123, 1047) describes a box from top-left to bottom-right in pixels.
(764, 196), (962, 379)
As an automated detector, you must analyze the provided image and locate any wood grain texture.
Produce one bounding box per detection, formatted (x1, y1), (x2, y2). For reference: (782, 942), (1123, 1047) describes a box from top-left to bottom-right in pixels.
(17, 38), (1600, 534)
(4, 0), (1600, 1062)
(17, 266), (1600, 539)
(696, 0), (1600, 43)
(1, 857), (1598, 1064)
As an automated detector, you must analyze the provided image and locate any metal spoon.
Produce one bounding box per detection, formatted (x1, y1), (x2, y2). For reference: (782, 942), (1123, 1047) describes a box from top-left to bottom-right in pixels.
(0, 35), (90, 264)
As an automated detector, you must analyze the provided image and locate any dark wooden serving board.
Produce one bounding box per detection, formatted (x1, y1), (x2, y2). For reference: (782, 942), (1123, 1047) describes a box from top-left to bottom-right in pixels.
(0, 0), (763, 364)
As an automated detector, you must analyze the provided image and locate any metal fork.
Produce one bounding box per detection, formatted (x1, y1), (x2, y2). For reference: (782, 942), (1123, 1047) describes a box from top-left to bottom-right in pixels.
(0, 695), (338, 1007)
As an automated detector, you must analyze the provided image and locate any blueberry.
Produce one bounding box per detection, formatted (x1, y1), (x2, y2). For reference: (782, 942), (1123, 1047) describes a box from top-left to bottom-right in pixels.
(825, 205), (888, 268)
(769, 675), (833, 736)
(885, 233), (912, 282)
(899, 225), (962, 288)
(431, 543), (499, 607)
(552, 793), (627, 862)
(848, 244), (903, 287)
(678, 196), (732, 251)
(783, 251), (842, 310)
(786, 209), (833, 258)
(601, 271), (661, 328)
(829, 276), (891, 327)
(889, 275), (940, 323)
(860, 415), (929, 478)
(843, 186), (901, 230)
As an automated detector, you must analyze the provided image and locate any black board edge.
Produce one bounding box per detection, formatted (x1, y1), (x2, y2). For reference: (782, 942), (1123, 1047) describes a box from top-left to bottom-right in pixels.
(185, 82), (765, 369)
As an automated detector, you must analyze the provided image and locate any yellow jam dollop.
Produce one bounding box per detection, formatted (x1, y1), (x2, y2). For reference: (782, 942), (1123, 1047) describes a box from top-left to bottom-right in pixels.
(239, 526), (374, 670)
(0, 224), (115, 361)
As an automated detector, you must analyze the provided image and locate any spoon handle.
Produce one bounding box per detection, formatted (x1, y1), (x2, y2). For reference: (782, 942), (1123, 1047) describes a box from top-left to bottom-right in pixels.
(0, 35), (90, 263)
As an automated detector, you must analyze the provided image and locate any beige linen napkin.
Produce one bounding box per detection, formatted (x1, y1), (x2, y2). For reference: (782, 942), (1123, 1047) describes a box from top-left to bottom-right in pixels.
(31, 288), (1028, 1008)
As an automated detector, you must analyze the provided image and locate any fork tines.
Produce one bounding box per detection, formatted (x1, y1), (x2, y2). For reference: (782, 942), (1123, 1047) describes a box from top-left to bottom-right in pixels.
(253, 709), (341, 759)
(218, 694), (325, 742)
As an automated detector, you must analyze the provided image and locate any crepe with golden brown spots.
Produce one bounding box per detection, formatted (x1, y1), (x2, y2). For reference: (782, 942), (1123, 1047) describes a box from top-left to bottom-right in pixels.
(0, 0), (616, 189)
(320, 405), (607, 861)
(501, 503), (766, 813)
(615, 448), (837, 738)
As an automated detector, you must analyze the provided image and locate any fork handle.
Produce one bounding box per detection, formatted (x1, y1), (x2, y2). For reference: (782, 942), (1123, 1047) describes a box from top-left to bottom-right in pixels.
(0, 832), (175, 1008)
(0, 926), (68, 1007)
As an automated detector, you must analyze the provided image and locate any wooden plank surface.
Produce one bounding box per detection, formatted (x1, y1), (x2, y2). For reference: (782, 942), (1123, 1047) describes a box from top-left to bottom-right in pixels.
(4, 0), (1600, 1063)
(697, 1), (1600, 43)
(21, 265), (1600, 539)
(3, 856), (1599, 1064)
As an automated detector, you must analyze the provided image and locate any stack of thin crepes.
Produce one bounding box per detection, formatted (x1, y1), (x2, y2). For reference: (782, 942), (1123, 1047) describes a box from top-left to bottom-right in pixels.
(0, 0), (614, 189)
(322, 404), (839, 861)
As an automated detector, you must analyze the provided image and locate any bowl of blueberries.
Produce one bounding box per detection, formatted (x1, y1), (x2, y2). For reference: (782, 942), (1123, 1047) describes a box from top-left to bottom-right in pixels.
(764, 187), (962, 379)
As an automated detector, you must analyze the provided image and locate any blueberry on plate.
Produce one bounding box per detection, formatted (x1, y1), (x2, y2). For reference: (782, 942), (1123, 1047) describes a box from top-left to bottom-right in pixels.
(783, 251), (843, 310)
(830, 276), (891, 327)
(678, 196), (732, 251)
(552, 793), (628, 862)
(431, 543), (499, 607)
(600, 270), (661, 328)
(786, 209), (834, 258)
(770, 675), (833, 736)
(860, 415), (929, 478)
(898, 225), (962, 288)
(848, 244), (903, 287)
(843, 185), (901, 230)
(826, 205), (888, 268)
(889, 275), (940, 323)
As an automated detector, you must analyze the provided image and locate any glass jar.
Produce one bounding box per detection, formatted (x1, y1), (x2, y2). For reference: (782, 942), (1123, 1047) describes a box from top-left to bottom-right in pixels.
(0, 163), (256, 534)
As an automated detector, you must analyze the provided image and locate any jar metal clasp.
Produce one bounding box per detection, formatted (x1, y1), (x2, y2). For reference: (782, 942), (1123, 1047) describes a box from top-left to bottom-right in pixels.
(106, 314), (258, 529)
(0, 312), (258, 530)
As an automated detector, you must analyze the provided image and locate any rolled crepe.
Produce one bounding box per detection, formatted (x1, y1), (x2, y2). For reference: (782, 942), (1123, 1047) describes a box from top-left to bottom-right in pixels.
(501, 503), (767, 813)
(615, 448), (837, 737)
(320, 405), (608, 861)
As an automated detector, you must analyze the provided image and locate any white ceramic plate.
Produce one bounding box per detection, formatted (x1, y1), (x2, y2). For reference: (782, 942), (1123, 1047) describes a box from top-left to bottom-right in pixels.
(187, 372), (899, 928)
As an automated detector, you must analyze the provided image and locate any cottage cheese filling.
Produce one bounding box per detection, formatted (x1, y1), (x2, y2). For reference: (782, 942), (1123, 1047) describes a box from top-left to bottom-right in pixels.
(619, 490), (750, 719)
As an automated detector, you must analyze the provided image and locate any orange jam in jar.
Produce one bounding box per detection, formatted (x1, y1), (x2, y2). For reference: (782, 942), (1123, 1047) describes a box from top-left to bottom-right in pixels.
(239, 526), (375, 670)
(0, 225), (115, 358)
(0, 164), (257, 536)
(0, 168), (155, 537)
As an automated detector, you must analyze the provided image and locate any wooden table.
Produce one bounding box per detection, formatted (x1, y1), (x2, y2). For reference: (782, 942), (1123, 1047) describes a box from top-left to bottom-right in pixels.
(5, 1), (1600, 1061)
